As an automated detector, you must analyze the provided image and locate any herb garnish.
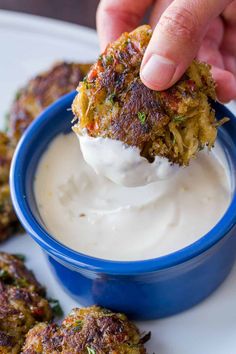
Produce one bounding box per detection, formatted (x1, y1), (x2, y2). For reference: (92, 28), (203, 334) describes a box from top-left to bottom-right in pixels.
(74, 320), (83, 331)
(140, 331), (151, 344)
(108, 93), (116, 104)
(48, 298), (64, 317)
(13, 254), (26, 262)
(138, 111), (146, 125)
(87, 347), (96, 354)
(173, 115), (186, 123)
(4, 113), (9, 133)
(0, 269), (9, 281)
(15, 90), (21, 100)
(16, 277), (29, 288)
(105, 55), (113, 65)
(83, 76), (90, 89)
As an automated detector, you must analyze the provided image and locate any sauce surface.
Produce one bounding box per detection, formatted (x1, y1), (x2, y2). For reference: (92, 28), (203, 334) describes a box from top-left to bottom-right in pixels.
(34, 133), (230, 261)
(78, 133), (177, 187)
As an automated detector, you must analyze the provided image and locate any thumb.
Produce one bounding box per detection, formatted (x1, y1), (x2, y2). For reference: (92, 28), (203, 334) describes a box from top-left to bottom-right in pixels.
(140, 0), (231, 91)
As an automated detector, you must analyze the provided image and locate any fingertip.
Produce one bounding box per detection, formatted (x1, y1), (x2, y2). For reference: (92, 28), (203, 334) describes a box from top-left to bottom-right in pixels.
(140, 54), (178, 91)
(96, 2), (117, 51)
(96, 0), (151, 52)
(211, 66), (236, 103)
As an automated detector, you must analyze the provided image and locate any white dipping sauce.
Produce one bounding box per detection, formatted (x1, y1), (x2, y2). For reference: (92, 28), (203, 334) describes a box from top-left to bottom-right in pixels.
(34, 133), (230, 261)
(78, 134), (178, 187)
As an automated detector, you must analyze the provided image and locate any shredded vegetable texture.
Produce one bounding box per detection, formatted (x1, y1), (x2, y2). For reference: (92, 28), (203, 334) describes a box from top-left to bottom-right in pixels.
(72, 25), (228, 166)
(22, 306), (147, 353)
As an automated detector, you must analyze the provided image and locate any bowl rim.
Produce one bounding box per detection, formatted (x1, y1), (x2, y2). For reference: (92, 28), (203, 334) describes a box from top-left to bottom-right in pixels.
(10, 91), (236, 274)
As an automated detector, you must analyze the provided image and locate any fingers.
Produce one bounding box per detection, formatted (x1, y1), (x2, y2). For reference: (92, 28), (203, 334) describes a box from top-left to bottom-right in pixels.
(140, 0), (232, 91)
(222, 0), (236, 26)
(197, 18), (236, 102)
(149, 0), (173, 28)
(197, 18), (224, 69)
(223, 54), (236, 75)
(96, 0), (152, 51)
(220, 22), (236, 58)
(211, 66), (236, 102)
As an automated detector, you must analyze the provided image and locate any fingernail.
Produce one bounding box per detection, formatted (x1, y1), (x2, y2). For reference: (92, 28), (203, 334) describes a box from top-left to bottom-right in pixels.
(141, 54), (176, 89)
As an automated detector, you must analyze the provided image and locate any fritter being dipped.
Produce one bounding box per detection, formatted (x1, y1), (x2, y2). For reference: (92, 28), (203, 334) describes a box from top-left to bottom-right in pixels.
(9, 62), (91, 143)
(0, 133), (19, 242)
(22, 306), (148, 353)
(72, 25), (227, 186)
(0, 253), (52, 354)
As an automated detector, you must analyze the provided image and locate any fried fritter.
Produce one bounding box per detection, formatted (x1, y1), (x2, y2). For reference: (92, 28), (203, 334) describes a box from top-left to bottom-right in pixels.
(22, 306), (147, 353)
(0, 253), (52, 354)
(0, 283), (52, 354)
(0, 133), (19, 242)
(0, 253), (44, 294)
(72, 25), (227, 166)
(9, 62), (91, 143)
(2, 62), (91, 241)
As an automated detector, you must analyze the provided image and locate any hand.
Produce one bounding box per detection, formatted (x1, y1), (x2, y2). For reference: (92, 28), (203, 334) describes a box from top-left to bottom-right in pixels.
(97, 0), (236, 102)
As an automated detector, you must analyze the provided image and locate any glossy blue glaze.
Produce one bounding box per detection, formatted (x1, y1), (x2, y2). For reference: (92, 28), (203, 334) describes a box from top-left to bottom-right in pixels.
(10, 92), (236, 319)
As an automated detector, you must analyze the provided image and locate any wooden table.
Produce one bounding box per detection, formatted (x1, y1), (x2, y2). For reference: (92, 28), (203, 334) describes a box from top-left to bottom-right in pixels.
(0, 0), (99, 28)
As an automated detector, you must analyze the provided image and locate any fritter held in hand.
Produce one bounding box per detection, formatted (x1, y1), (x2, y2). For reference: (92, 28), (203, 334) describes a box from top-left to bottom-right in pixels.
(22, 306), (148, 353)
(0, 253), (52, 354)
(0, 133), (19, 242)
(9, 62), (91, 142)
(72, 25), (227, 166)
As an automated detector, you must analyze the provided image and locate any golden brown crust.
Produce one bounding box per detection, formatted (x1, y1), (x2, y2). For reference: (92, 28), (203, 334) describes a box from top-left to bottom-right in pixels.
(0, 133), (19, 242)
(22, 306), (147, 353)
(9, 62), (91, 143)
(0, 253), (52, 353)
(2, 62), (91, 242)
(0, 253), (44, 294)
(72, 25), (224, 165)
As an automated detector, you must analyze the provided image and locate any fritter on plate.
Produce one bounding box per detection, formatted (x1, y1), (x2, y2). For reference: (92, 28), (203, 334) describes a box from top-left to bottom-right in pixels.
(72, 25), (227, 166)
(0, 252), (44, 294)
(0, 253), (52, 354)
(2, 61), (91, 242)
(9, 62), (91, 142)
(22, 306), (148, 353)
(0, 133), (19, 242)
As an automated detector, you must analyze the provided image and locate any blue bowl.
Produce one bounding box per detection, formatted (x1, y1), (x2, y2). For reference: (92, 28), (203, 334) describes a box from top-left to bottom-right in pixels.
(10, 91), (236, 320)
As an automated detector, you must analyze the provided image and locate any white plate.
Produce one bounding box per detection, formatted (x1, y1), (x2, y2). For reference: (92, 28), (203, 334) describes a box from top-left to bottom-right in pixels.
(0, 10), (236, 354)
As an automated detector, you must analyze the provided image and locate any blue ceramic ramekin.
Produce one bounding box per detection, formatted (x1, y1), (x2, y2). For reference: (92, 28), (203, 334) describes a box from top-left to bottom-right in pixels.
(10, 91), (236, 320)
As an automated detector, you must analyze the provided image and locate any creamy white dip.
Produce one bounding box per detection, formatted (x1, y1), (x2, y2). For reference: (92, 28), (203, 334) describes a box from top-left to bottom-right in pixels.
(78, 134), (178, 187)
(34, 133), (230, 261)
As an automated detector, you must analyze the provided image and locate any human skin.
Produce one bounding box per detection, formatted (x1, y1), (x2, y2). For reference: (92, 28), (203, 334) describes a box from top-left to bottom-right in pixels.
(97, 0), (236, 102)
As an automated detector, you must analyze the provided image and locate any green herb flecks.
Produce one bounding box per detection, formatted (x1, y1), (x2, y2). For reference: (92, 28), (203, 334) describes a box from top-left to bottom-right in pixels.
(108, 93), (116, 104)
(140, 331), (151, 344)
(13, 254), (26, 262)
(173, 115), (186, 123)
(105, 55), (114, 65)
(15, 277), (30, 288)
(87, 347), (96, 354)
(0, 269), (9, 281)
(15, 90), (21, 100)
(74, 319), (83, 332)
(3, 112), (10, 133)
(138, 111), (146, 125)
(48, 298), (64, 317)
(83, 76), (90, 90)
